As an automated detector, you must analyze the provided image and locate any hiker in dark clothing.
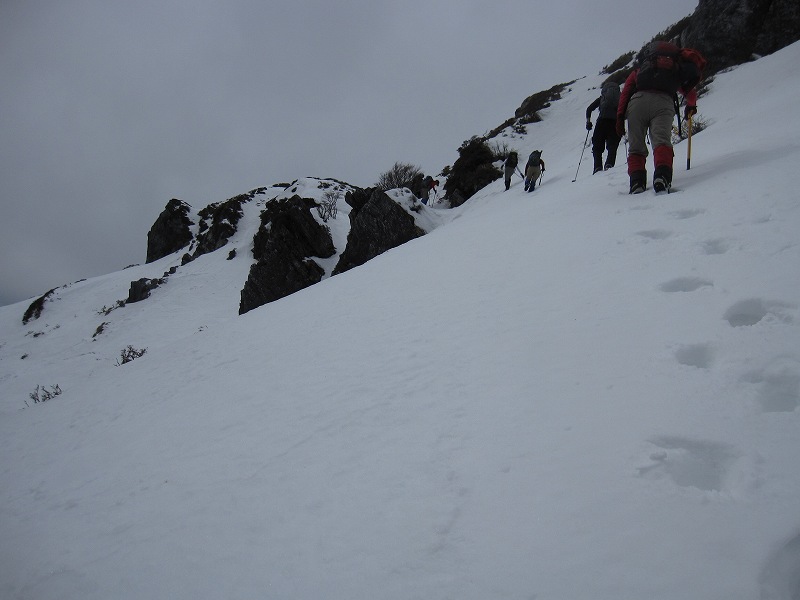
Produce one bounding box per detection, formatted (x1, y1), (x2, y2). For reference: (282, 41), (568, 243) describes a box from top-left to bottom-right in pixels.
(420, 175), (434, 204)
(503, 151), (519, 190)
(586, 80), (622, 173)
(524, 151), (545, 192)
(617, 41), (705, 194)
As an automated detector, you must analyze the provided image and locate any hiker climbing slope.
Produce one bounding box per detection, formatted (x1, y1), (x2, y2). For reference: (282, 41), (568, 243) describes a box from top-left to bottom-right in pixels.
(586, 80), (622, 173)
(524, 151), (545, 192)
(617, 41), (706, 194)
(503, 151), (519, 190)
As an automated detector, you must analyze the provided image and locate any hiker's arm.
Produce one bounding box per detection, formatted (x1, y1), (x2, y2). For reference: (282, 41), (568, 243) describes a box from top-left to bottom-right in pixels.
(617, 71), (637, 121)
(681, 86), (698, 110)
(585, 97), (600, 120)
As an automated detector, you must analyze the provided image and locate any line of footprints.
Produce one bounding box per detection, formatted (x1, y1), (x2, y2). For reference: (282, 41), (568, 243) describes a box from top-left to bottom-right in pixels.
(632, 205), (799, 488)
(632, 205), (800, 595)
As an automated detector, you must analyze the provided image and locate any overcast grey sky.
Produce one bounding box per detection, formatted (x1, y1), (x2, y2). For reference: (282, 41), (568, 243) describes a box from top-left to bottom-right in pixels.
(0, 0), (698, 306)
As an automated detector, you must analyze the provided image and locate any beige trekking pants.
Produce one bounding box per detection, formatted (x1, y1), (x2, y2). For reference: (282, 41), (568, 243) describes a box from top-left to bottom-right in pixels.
(625, 91), (675, 158)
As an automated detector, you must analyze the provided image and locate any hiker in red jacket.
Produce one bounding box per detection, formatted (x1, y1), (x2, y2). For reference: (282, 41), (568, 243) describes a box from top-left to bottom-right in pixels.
(617, 42), (706, 194)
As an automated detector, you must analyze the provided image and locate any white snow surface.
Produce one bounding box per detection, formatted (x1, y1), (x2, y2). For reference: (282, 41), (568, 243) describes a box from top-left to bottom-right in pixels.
(2, 42), (800, 600)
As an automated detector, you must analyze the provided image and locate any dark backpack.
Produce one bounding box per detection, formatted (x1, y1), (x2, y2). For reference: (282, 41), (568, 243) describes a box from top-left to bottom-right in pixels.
(598, 83), (621, 119)
(506, 151), (518, 168)
(528, 150), (542, 164)
(636, 41), (705, 95)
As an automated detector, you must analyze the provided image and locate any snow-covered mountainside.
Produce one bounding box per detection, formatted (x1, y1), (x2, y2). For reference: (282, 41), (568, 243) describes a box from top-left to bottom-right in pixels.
(1, 41), (799, 600)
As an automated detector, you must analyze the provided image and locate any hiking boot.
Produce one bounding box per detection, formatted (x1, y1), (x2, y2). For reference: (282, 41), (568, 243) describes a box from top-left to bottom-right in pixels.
(604, 162), (614, 170)
(593, 166), (602, 174)
(629, 170), (647, 195)
(630, 183), (646, 194)
(653, 165), (673, 193)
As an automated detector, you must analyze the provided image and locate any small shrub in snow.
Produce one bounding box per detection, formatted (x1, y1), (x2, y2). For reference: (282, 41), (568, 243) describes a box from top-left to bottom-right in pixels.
(115, 345), (147, 366)
(376, 162), (422, 191)
(672, 113), (709, 144)
(317, 190), (340, 222)
(28, 384), (62, 405)
(489, 140), (511, 161)
(97, 300), (125, 315)
(93, 322), (109, 339)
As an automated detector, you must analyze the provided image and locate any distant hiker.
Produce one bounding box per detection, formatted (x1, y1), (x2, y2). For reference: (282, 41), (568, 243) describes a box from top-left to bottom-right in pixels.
(617, 41), (706, 194)
(503, 151), (519, 190)
(524, 151), (545, 192)
(586, 80), (622, 173)
(410, 173), (424, 198)
(429, 178), (440, 203)
(420, 175), (436, 205)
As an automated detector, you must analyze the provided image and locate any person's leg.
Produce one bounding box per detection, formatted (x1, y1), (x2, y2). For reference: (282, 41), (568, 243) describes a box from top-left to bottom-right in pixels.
(649, 95), (677, 191)
(625, 93), (650, 193)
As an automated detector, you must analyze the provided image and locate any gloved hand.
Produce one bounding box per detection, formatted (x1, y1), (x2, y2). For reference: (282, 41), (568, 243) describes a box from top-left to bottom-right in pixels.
(684, 105), (697, 120)
(586, 120), (592, 131)
(616, 117), (625, 137)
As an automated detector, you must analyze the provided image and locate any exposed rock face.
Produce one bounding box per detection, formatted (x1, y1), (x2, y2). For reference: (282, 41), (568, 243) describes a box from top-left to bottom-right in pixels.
(22, 288), (56, 324)
(678, 0), (799, 75)
(192, 188), (265, 260)
(146, 199), (194, 263)
(239, 196), (335, 315)
(127, 278), (161, 303)
(332, 187), (425, 275)
(442, 138), (503, 206)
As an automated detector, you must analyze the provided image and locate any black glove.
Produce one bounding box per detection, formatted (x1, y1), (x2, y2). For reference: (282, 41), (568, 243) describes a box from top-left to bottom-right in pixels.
(684, 105), (697, 120)
(616, 117), (625, 137)
(586, 120), (592, 131)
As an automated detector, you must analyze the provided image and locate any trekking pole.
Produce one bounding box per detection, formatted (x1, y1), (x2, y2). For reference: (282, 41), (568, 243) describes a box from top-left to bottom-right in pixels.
(538, 171), (544, 187)
(571, 130), (590, 182)
(686, 114), (693, 170)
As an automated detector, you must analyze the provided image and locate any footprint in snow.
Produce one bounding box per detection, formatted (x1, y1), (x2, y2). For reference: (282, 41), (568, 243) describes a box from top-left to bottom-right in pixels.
(670, 208), (706, 220)
(700, 238), (731, 255)
(637, 436), (738, 492)
(674, 343), (715, 369)
(724, 299), (796, 328)
(660, 277), (713, 293)
(637, 229), (672, 241)
(741, 357), (800, 413)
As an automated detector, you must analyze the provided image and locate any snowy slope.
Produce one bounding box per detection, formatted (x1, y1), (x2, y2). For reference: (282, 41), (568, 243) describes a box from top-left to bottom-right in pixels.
(1, 42), (799, 600)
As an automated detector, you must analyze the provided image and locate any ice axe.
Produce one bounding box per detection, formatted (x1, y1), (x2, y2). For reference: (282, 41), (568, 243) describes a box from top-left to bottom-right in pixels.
(686, 114), (693, 170)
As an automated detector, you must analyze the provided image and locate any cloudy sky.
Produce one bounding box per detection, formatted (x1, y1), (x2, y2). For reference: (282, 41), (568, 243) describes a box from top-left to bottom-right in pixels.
(0, 0), (698, 306)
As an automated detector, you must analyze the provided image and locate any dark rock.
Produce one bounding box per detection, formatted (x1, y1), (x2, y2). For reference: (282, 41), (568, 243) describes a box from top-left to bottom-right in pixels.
(146, 199), (194, 263)
(22, 288), (56, 324)
(332, 188), (425, 275)
(442, 137), (503, 205)
(127, 278), (163, 303)
(193, 196), (245, 258)
(650, 0), (800, 77)
(190, 187), (268, 260)
(239, 196), (335, 314)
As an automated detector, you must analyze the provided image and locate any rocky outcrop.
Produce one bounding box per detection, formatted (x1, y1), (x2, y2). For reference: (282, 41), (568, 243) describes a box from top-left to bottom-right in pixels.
(192, 188), (266, 261)
(239, 196), (335, 314)
(681, 0), (800, 75)
(146, 199), (194, 263)
(127, 278), (162, 304)
(442, 137), (503, 206)
(22, 288), (56, 324)
(332, 188), (425, 275)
